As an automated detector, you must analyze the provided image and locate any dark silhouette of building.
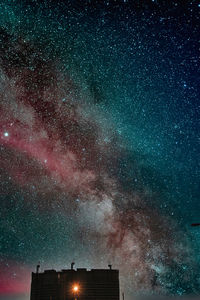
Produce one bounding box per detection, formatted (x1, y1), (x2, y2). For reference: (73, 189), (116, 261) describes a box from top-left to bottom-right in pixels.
(30, 263), (119, 300)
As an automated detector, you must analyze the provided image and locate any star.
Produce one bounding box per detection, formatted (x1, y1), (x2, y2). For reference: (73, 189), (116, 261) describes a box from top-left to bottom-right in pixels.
(3, 132), (9, 137)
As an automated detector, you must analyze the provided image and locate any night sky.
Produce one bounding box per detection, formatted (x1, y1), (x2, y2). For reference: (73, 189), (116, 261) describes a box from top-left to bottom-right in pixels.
(0, 1), (200, 299)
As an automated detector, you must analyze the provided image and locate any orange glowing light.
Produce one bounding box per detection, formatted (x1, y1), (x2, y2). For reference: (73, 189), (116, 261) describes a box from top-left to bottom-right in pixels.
(72, 284), (79, 293)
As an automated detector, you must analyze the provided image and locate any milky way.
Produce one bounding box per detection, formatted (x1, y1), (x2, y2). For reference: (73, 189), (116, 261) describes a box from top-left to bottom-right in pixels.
(0, 1), (200, 300)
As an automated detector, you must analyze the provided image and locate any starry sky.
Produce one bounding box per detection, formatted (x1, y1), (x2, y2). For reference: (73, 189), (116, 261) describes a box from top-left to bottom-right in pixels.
(0, 1), (200, 299)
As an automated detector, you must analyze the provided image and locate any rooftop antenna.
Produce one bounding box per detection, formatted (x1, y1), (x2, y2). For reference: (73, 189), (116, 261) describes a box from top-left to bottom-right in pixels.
(71, 262), (75, 270)
(108, 264), (112, 270)
(122, 292), (125, 300)
(36, 262), (40, 274)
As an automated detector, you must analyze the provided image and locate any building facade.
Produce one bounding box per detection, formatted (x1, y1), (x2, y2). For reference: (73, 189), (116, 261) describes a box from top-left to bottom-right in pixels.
(30, 266), (119, 300)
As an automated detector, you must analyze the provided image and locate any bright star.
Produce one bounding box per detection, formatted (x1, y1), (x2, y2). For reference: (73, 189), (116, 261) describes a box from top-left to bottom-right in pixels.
(4, 132), (9, 137)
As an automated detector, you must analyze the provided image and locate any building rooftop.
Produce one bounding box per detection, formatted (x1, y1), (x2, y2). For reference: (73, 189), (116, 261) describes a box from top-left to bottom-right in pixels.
(31, 264), (120, 300)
